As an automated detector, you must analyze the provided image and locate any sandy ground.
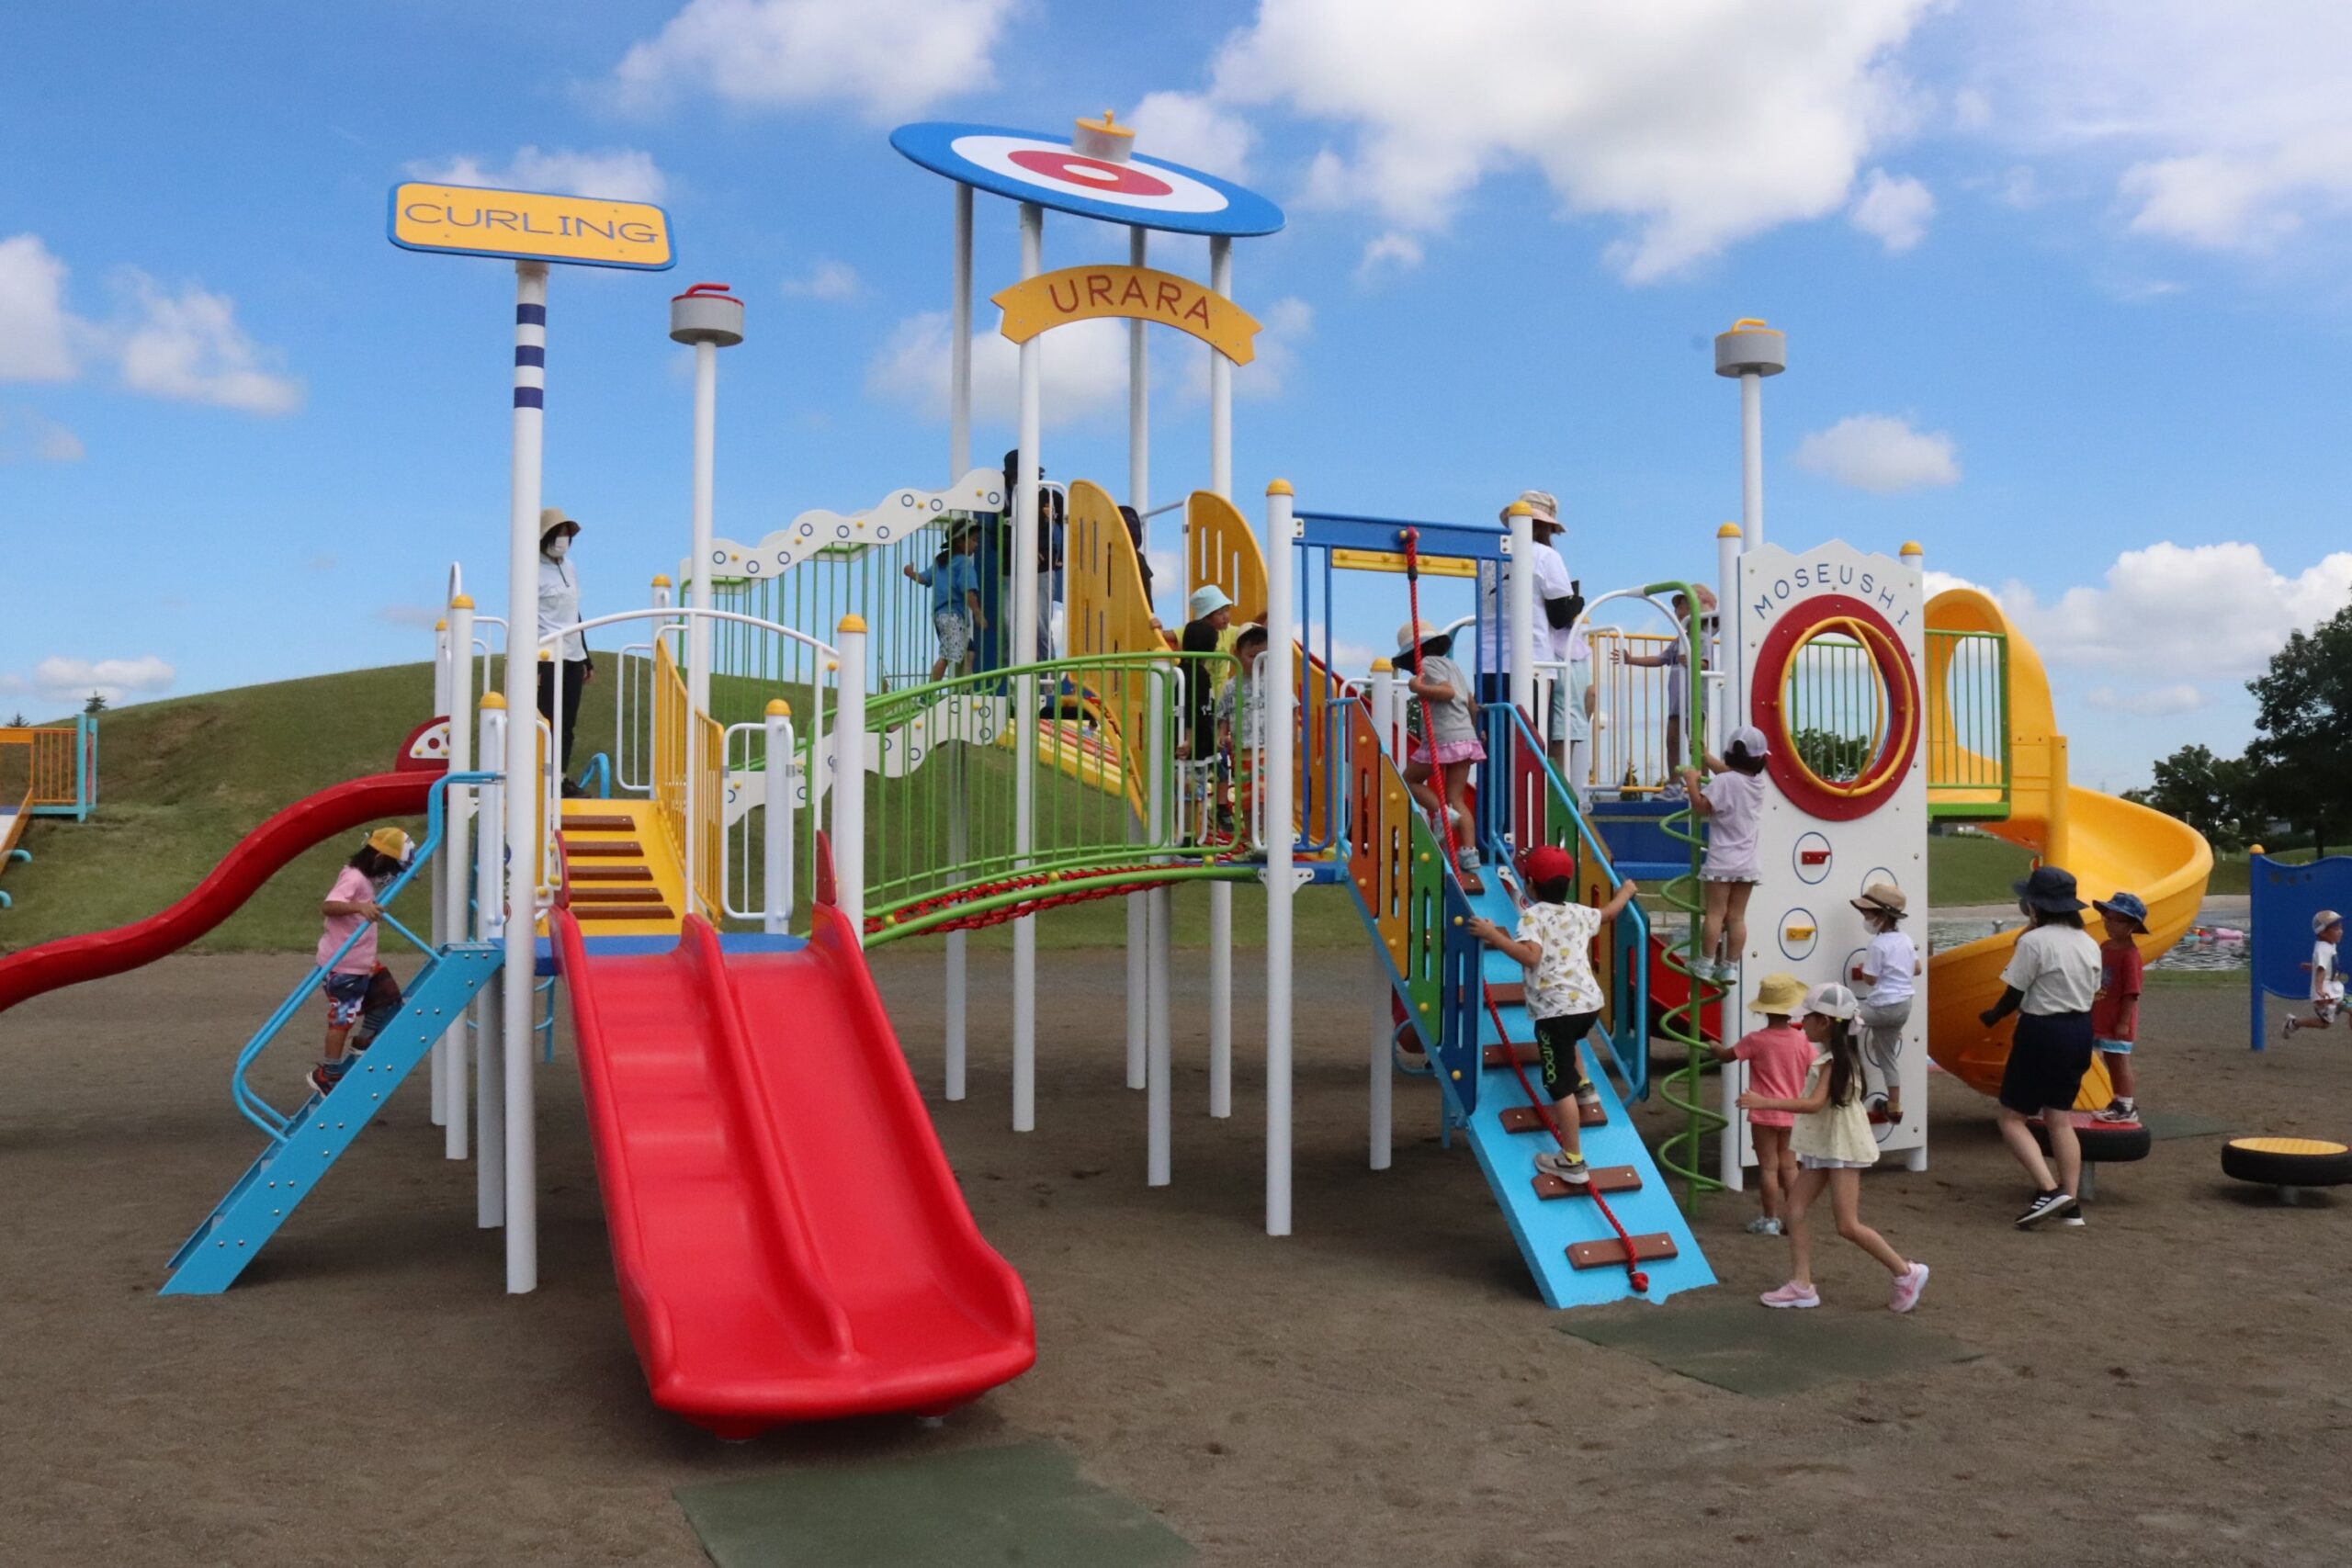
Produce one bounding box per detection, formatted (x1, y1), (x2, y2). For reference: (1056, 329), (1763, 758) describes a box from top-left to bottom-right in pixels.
(4, 952), (2350, 1567)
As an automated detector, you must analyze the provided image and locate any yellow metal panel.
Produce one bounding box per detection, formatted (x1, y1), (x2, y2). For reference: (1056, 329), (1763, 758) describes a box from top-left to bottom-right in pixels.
(390, 182), (673, 270)
(992, 265), (1261, 363)
(1330, 548), (1476, 579)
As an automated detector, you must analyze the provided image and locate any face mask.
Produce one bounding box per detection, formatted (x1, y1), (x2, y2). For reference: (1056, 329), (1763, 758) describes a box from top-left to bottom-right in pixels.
(544, 536), (569, 560)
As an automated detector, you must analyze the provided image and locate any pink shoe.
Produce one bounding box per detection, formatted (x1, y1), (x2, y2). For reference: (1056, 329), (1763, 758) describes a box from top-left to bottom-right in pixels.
(1758, 1281), (1820, 1310)
(1889, 1261), (1929, 1314)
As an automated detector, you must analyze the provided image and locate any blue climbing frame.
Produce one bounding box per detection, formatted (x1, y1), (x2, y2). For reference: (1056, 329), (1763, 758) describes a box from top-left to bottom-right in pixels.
(2247, 851), (2352, 1051)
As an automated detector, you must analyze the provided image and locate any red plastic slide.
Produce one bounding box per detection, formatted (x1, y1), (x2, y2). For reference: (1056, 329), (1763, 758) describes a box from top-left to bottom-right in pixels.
(555, 906), (1034, 1437)
(0, 770), (434, 1016)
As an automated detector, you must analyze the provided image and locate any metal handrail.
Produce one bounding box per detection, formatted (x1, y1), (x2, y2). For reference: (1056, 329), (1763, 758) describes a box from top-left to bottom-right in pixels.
(229, 770), (495, 1143)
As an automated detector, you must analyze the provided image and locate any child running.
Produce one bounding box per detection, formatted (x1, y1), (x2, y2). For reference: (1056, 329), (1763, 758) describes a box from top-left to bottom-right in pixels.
(1981, 866), (2103, 1228)
(1677, 724), (1771, 983)
(311, 828), (413, 1098)
(1465, 844), (1638, 1184)
(902, 524), (983, 680)
(1396, 617), (1488, 894)
(2090, 891), (2148, 1119)
(2283, 909), (2345, 1038)
(1709, 971), (1815, 1236)
(1742, 982), (1929, 1313)
(1848, 883), (1918, 1122)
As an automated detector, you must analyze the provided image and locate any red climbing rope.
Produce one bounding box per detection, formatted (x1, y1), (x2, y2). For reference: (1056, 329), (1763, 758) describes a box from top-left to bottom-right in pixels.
(1399, 527), (1649, 1292)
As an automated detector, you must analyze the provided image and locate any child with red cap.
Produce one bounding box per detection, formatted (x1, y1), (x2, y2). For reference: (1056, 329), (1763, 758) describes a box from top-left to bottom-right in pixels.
(1465, 844), (1638, 1185)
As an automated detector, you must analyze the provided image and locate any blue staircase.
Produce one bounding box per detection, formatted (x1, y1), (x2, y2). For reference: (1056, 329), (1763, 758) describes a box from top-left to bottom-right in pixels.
(164, 942), (502, 1294)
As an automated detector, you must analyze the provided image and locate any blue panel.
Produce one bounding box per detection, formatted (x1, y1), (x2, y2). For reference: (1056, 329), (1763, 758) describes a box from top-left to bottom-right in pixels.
(889, 122), (1284, 237)
(2250, 853), (2352, 998)
(1295, 511), (1507, 562)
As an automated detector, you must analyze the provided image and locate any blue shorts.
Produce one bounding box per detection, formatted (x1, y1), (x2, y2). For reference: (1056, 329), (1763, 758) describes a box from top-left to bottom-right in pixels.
(323, 971), (371, 1029)
(2095, 1037), (2134, 1055)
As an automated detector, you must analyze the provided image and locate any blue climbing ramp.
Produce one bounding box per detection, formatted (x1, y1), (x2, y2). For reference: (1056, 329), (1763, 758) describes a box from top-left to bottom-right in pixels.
(163, 942), (503, 1295)
(1456, 881), (1713, 1307)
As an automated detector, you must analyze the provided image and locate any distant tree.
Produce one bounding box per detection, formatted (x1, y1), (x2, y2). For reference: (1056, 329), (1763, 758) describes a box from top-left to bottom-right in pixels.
(2122, 743), (2256, 851)
(1792, 725), (1870, 784)
(2245, 604), (2352, 855)
(82, 691), (107, 715)
(6, 711), (25, 728)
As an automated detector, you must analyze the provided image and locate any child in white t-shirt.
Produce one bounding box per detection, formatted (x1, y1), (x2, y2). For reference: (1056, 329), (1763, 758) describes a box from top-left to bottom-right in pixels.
(1847, 882), (1919, 1122)
(1678, 724), (1771, 984)
(2285, 910), (2346, 1038)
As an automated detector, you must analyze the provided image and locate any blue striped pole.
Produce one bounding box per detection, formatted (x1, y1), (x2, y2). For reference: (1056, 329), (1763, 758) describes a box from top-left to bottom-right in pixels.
(503, 261), (548, 1292)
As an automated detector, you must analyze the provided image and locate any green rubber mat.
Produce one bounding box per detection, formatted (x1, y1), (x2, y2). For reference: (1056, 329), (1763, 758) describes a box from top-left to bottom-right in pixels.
(1561, 1299), (1982, 1397)
(2137, 1108), (2232, 1141)
(673, 1440), (1193, 1568)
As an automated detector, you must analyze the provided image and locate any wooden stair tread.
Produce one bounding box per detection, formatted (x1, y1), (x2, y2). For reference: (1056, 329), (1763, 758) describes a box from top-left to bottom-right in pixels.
(568, 867), (655, 883)
(1566, 1233), (1678, 1269)
(1484, 1043), (1542, 1068)
(573, 904), (675, 921)
(560, 814), (638, 831)
(568, 887), (675, 904)
(1501, 1103), (1607, 1132)
(1532, 1165), (1642, 1199)
(1486, 980), (1526, 1006)
(565, 841), (645, 858)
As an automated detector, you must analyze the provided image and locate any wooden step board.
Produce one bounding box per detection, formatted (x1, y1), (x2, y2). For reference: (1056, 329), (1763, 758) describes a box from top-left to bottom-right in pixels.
(572, 904), (675, 922)
(1484, 1043), (1542, 1068)
(1486, 981), (1526, 1006)
(1532, 1165), (1643, 1200)
(564, 841), (645, 858)
(567, 866), (655, 883)
(560, 814), (638, 831)
(1501, 1103), (1608, 1133)
(1566, 1234), (1679, 1269)
(568, 887), (673, 905)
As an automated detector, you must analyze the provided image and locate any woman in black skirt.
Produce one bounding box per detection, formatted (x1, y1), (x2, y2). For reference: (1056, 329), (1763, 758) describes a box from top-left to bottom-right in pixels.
(1981, 865), (2105, 1228)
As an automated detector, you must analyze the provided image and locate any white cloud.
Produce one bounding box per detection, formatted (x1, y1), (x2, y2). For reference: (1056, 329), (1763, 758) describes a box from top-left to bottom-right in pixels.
(1997, 542), (2352, 679)
(1127, 90), (1257, 180)
(378, 604), (442, 631)
(1206, 0), (1937, 281)
(28, 654), (175, 705)
(1849, 169), (1935, 251)
(1792, 414), (1959, 492)
(0, 235), (76, 381)
(1922, 568), (1988, 601)
(1356, 231), (1424, 281)
(0, 407), (84, 463)
(1958, 2), (2352, 254)
(613, 0), (1012, 119)
(781, 259), (861, 301)
(412, 146), (668, 203)
(866, 310), (1131, 428)
(2086, 682), (2205, 716)
(110, 271), (303, 415)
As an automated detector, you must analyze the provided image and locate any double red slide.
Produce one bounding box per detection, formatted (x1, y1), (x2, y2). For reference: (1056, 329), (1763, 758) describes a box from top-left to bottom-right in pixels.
(0, 770), (434, 1016)
(555, 906), (1034, 1437)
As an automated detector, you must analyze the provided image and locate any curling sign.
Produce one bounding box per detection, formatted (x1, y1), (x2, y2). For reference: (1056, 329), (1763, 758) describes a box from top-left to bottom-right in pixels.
(388, 182), (675, 271)
(992, 265), (1260, 363)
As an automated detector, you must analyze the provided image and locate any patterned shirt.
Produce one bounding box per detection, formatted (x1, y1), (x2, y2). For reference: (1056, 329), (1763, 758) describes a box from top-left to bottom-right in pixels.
(1515, 899), (1605, 1020)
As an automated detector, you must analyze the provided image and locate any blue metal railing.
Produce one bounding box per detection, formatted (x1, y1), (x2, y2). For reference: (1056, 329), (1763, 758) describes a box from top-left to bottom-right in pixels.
(229, 771), (494, 1142)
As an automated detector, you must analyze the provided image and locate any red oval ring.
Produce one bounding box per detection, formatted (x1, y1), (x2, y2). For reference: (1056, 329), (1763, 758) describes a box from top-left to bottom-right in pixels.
(1749, 592), (1919, 822)
(1007, 149), (1174, 197)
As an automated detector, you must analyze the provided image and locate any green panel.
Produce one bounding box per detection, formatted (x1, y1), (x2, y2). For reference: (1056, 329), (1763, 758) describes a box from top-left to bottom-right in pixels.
(1406, 807), (1443, 1043)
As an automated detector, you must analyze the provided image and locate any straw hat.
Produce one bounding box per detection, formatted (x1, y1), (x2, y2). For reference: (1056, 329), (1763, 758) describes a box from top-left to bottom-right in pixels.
(1851, 882), (1907, 919)
(1394, 618), (1443, 659)
(2314, 909), (2343, 936)
(1500, 490), (1561, 529)
(538, 506), (580, 543)
(1747, 971), (1807, 1015)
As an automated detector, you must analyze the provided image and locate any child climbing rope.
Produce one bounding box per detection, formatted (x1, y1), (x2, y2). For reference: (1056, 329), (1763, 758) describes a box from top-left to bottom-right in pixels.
(1396, 616), (1487, 895)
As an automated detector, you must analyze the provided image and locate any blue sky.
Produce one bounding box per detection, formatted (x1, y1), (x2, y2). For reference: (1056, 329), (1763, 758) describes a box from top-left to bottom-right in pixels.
(5, 0), (2350, 788)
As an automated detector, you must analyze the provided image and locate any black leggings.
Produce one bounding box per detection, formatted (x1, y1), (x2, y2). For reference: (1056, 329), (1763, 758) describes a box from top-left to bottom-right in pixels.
(537, 658), (591, 773)
(1534, 1010), (1601, 1103)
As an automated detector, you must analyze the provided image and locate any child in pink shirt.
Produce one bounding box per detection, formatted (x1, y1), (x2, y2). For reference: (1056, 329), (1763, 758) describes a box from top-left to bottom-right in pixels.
(1709, 971), (1815, 1236)
(310, 828), (412, 1099)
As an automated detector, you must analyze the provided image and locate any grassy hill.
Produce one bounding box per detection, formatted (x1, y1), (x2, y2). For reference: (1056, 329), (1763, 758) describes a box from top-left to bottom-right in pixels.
(0, 660), (2227, 956)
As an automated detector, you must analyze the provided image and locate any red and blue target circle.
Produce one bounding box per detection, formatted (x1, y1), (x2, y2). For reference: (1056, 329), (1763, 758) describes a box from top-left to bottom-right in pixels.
(891, 121), (1285, 238)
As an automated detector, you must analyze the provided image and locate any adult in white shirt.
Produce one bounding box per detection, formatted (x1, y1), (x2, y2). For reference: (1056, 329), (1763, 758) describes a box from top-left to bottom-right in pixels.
(1476, 489), (1583, 761)
(536, 507), (593, 788)
(1980, 865), (2103, 1228)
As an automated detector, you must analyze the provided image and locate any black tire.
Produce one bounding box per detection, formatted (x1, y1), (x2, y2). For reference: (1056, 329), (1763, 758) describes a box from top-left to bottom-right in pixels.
(2221, 1137), (2352, 1188)
(2031, 1117), (2153, 1164)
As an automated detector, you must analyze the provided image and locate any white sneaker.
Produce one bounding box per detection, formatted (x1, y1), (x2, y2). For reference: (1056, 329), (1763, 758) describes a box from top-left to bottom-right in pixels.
(1746, 1216), (1782, 1236)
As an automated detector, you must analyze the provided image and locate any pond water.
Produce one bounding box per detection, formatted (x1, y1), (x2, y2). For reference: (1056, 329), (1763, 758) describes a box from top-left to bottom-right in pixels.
(1649, 916), (2249, 972)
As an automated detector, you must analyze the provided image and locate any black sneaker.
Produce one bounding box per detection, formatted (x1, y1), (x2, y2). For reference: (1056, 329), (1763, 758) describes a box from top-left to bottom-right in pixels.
(2015, 1190), (2076, 1228)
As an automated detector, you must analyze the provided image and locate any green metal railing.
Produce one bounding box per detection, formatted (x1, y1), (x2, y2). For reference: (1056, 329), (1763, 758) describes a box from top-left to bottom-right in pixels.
(1926, 628), (2011, 819)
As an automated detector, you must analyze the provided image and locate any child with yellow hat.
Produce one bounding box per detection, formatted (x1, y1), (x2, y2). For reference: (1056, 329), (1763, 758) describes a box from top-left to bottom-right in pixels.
(309, 827), (413, 1100)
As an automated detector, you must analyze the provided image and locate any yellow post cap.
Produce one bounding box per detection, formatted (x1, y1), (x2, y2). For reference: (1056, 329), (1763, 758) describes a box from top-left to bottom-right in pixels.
(435, 619), (447, 632)
(838, 612), (868, 634)
(2251, 843), (2266, 855)
(765, 698), (792, 716)
(1732, 316), (1770, 329)
(537, 648), (553, 660)
(1900, 541), (1924, 558)
(1265, 478), (1294, 497)
(1505, 501), (1533, 517)
(651, 573), (673, 588)
(1717, 522), (1742, 538)
(481, 691), (507, 709)
(450, 593), (475, 610)
(1371, 657), (1393, 672)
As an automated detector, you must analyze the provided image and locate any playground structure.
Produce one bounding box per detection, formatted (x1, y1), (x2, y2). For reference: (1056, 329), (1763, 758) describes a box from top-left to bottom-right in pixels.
(0, 113), (2224, 1434)
(0, 712), (97, 910)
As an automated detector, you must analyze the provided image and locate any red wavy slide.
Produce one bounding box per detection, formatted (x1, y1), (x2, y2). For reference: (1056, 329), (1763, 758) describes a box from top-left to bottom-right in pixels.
(0, 771), (434, 1016)
(555, 905), (1034, 1437)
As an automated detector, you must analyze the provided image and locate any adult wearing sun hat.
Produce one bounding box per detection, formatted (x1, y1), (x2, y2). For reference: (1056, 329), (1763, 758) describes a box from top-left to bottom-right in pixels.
(536, 507), (593, 791)
(1477, 490), (1583, 738)
(1980, 864), (2104, 1228)
(1848, 882), (1918, 1122)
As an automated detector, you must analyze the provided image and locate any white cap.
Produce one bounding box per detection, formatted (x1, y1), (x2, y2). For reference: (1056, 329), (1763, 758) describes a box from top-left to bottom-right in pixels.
(1799, 982), (1858, 1021)
(1728, 724), (1770, 758)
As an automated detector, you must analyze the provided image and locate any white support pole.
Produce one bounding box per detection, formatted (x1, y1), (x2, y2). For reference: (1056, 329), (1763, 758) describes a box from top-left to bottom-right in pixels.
(1507, 503), (1536, 722)
(502, 261), (548, 1293)
(1125, 223), (1149, 1096)
(946, 182), (973, 1100)
(443, 592), (476, 1161)
(1740, 372), (1764, 549)
(1369, 944), (1392, 1171)
(429, 615), (451, 1130)
(1205, 231), (1235, 1119)
(1714, 523), (1743, 748)
(1147, 670), (1172, 1185)
(831, 617), (867, 940)
(1264, 479), (1297, 1236)
(1011, 201), (1043, 1134)
(475, 697), (506, 1228)
(685, 339), (718, 916)
(763, 700), (792, 933)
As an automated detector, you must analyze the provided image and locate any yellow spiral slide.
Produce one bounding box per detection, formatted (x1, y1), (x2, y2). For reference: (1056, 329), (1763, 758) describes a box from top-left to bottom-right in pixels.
(1925, 588), (2213, 1106)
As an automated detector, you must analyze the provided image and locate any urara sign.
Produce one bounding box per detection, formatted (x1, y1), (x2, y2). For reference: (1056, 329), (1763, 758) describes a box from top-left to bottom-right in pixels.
(992, 265), (1260, 363)
(387, 183), (676, 271)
